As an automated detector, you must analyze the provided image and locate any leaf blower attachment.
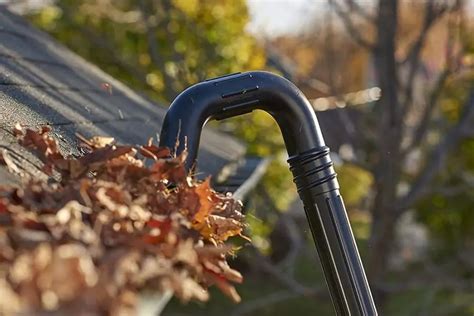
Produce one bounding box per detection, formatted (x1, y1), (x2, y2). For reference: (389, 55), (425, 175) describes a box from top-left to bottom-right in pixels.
(159, 71), (378, 316)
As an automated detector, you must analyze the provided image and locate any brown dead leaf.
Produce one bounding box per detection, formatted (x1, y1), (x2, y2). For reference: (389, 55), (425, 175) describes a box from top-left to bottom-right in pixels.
(192, 178), (214, 224)
(139, 145), (171, 160)
(0, 126), (248, 315)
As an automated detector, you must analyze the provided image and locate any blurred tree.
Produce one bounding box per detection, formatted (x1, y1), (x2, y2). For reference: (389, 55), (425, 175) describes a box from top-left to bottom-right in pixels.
(328, 0), (474, 311)
(27, 0), (265, 101)
(23, 0), (474, 314)
(268, 0), (474, 312)
(417, 75), (474, 255)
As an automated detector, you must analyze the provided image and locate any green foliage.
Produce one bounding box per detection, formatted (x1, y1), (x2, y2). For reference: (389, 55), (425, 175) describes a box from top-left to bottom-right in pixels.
(417, 137), (474, 253)
(225, 110), (297, 211)
(27, 0), (265, 101)
(416, 55), (474, 254)
(336, 163), (373, 208)
(226, 113), (296, 252)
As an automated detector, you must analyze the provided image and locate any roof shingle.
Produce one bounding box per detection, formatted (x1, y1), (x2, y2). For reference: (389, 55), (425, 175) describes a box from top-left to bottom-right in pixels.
(0, 8), (252, 187)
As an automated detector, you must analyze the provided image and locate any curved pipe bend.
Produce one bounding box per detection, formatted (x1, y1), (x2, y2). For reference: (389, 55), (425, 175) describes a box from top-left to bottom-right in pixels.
(159, 71), (325, 169)
(158, 71), (378, 316)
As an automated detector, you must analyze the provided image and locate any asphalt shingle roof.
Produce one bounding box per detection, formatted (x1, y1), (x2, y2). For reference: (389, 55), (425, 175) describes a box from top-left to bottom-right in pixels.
(0, 8), (256, 189)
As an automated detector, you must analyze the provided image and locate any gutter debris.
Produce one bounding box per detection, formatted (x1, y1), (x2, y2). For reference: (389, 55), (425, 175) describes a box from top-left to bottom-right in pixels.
(0, 125), (247, 315)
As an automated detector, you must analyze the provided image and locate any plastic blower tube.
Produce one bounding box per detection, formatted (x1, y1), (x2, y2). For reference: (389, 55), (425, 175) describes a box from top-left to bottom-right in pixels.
(159, 71), (378, 316)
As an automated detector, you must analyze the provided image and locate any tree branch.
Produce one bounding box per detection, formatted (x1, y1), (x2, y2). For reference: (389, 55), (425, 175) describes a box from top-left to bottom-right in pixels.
(402, 1), (465, 154)
(56, 3), (151, 90)
(344, 0), (375, 22)
(231, 245), (325, 316)
(329, 0), (375, 50)
(397, 90), (474, 212)
(400, 0), (451, 117)
(402, 68), (451, 155)
(247, 245), (322, 296)
(276, 213), (304, 276)
(138, 0), (177, 101)
(400, 0), (451, 65)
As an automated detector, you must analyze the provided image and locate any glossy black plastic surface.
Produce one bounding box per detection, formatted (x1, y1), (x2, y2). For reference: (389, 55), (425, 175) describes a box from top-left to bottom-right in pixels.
(159, 71), (377, 315)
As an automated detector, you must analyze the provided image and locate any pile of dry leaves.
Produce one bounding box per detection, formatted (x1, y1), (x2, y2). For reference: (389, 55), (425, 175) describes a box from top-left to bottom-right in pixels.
(0, 125), (247, 315)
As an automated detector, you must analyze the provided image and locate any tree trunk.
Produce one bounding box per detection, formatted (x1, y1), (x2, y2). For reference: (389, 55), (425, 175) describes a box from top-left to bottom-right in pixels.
(367, 205), (398, 308)
(367, 0), (402, 310)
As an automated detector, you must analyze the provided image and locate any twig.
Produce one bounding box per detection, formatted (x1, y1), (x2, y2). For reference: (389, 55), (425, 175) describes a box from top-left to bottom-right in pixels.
(56, 3), (151, 90)
(343, 0), (375, 22)
(230, 245), (326, 316)
(329, 0), (374, 50)
(277, 213), (304, 276)
(400, 0), (451, 65)
(402, 68), (451, 155)
(138, 0), (177, 101)
(248, 245), (323, 297)
(397, 90), (474, 212)
(400, 0), (451, 117)
(401, 1), (459, 119)
(403, 4), (465, 155)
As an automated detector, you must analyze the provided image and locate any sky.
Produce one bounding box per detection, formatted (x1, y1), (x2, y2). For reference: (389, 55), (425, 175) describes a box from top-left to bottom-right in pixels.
(246, 0), (324, 37)
(247, 0), (474, 37)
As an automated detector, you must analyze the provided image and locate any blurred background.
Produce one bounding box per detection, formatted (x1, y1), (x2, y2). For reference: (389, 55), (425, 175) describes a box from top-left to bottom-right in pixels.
(5, 0), (474, 314)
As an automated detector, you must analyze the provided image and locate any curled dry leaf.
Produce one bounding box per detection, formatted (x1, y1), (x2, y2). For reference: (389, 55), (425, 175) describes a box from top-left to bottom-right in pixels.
(0, 126), (248, 315)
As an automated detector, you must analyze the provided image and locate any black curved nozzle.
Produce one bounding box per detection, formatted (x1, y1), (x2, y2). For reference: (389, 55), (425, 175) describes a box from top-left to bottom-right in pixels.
(159, 71), (377, 316)
(160, 71), (324, 169)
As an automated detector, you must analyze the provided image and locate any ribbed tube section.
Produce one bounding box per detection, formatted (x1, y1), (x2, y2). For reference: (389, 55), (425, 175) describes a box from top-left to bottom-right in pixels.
(288, 146), (339, 195)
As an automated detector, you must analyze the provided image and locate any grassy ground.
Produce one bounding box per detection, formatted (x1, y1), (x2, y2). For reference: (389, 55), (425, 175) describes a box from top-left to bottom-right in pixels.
(162, 216), (474, 316)
(162, 255), (334, 316)
(162, 217), (361, 316)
